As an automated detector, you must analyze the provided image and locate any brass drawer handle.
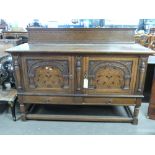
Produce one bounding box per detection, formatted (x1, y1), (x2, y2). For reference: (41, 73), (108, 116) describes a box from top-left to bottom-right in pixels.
(45, 98), (53, 103)
(105, 99), (112, 105)
(107, 100), (112, 105)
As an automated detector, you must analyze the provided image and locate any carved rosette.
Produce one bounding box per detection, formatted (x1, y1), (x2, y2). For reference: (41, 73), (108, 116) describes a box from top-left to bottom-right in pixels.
(88, 61), (132, 90)
(27, 59), (69, 89)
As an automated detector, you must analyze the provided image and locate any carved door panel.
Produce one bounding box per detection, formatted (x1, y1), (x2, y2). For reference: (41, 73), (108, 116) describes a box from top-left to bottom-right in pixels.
(22, 55), (74, 94)
(84, 56), (138, 94)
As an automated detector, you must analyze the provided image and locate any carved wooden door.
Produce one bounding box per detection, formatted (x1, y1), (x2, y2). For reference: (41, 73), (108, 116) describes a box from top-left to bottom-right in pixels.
(84, 56), (139, 94)
(22, 55), (74, 94)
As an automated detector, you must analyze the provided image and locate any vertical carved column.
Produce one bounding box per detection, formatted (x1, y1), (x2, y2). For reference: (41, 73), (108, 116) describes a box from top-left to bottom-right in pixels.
(13, 55), (26, 121)
(137, 57), (148, 93)
(76, 56), (82, 91)
(13, 55), (23, 91)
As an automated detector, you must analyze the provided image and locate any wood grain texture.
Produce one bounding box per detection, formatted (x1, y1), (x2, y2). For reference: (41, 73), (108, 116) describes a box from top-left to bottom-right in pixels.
(27, 28), (136, 44)
(26, 114), (133, 123)
(85, 56), (138, 95)
(21, 55), (73, 94)
(6, 43), (155, 54)
(8, 28), (154, 123)
(137, 57), (148, 93)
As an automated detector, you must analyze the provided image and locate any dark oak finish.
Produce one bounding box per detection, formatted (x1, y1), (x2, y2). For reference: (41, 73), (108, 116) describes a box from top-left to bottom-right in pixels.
(26, 114), (133, 123)
(7, 28), (155, 124)
(27, 28), (136, 44)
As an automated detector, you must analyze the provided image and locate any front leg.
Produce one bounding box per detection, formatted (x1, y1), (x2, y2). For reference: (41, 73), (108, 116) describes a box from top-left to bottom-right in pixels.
(132, 99), (141, 125)
(19, 96), (26, 121)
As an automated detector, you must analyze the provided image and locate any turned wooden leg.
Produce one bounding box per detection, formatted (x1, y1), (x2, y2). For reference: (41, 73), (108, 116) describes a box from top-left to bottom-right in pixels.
(132, 99), (141, 125)
(20, 104), (26, 121)
(19, 96), (26, 121)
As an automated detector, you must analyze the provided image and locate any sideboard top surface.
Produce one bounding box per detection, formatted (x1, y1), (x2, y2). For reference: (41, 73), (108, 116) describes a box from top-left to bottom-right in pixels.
(6, 28), (155, 55)
(6, 43), (155, 54)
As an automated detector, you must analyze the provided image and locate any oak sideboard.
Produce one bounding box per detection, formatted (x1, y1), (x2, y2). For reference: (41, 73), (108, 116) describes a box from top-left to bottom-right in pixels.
(7, 28), (155, 124)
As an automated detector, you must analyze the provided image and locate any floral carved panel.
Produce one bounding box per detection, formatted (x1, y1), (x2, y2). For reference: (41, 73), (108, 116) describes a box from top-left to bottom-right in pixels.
(27, 59), (69, 89)
(94, 67), (124, 89)
(88, 60), (132, 90)
(34, 66), (64, 88)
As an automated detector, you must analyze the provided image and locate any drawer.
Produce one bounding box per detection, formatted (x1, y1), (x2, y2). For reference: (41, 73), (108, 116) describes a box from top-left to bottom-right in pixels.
(23, 96), (75, 104)
(83, 97), (136, 105)
(22, 96), (84, 105)
(22, 95), (136, 106)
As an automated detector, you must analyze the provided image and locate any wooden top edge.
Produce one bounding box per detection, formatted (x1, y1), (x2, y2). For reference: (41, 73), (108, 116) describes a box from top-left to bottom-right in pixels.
(27, 27), (136, 31)
(6, 43), (155, 55)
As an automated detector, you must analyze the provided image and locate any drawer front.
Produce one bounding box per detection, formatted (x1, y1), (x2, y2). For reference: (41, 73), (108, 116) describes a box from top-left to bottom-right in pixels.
(84, 55), (139, 94)
(84, 97), (136, 105)
(22, 96), (75, 104)
(22, 95), (136, 105)
(21, 54), (74, 94)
